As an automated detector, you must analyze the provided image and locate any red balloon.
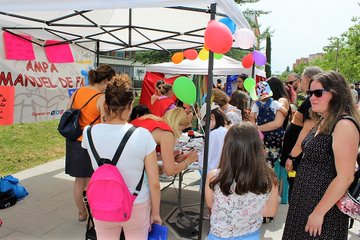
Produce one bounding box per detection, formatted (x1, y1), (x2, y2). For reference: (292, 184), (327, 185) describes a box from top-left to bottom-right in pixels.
(183, 49), (198, 60)
(204, 20), (233, 54)
(242, 53), (254, 68)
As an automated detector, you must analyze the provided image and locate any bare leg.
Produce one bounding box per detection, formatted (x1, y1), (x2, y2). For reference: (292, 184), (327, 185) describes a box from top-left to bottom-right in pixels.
(74, 177), (90, 221)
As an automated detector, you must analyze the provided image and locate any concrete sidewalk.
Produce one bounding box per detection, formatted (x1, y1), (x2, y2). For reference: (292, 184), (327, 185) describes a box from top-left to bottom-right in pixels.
(0, 159), (359, 239)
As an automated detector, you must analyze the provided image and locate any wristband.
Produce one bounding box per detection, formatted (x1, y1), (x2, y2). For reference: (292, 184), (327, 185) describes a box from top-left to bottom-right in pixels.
(288, 155), (297, 160)
(183, 159), (189, 168)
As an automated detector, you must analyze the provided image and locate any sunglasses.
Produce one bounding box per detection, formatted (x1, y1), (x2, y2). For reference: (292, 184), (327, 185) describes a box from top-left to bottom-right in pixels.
(306, 89), (327, 98)
(286, 79), (298, 85)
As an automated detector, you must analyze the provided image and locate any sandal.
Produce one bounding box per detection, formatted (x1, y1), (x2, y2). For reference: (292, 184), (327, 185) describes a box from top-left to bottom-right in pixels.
(79, 211), (87, 222)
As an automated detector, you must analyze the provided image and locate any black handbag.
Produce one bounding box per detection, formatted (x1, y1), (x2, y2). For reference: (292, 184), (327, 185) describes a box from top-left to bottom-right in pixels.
(0, 189), (17, 209)
(58, 91), (101, 141)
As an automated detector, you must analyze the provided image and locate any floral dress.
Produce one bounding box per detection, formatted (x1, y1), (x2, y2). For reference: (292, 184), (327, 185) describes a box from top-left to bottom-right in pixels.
(256, 98), (285, 166)
(210, 182), (269, 238)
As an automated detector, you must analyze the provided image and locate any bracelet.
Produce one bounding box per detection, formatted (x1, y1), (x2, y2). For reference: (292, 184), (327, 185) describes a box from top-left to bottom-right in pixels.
(288, 155), (297, 160)
(183, 159), (189, 168)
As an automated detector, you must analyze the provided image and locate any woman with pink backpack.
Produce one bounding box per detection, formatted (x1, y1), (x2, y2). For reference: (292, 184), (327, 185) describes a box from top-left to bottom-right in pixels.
(82, 76), (161, 240)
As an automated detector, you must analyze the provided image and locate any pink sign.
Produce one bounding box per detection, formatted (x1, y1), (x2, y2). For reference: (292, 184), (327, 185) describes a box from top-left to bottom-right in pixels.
(45, 40), (74, 63)
(3, 32), (35, 60)
(0, 86), (15, 125)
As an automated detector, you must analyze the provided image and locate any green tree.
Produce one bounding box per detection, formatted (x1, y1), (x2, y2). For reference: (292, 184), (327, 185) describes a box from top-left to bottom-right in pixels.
(291, 17), (359, 82)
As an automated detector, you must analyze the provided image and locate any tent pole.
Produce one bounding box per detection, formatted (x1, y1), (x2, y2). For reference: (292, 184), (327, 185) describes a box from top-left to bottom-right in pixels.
(251, 62), (255, 79)
(198, 3), (216, 240)
(96, 40), (100, 67)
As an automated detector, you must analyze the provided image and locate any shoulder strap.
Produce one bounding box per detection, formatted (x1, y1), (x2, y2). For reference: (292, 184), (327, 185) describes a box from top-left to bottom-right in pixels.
(332, 115), (360, 134)
(111, 126), (137, 165)
(87, 126), (101, 164)
(80, 92), (102, 110)
(69, 90), (79, 108)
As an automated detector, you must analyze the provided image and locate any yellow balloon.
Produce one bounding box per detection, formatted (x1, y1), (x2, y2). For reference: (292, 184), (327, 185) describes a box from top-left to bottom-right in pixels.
(199, 48), (209, 61)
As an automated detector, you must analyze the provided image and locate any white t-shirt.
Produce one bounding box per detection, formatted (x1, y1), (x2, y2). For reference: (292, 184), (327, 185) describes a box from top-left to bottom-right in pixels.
(82, 123), (156, 204)
(250, 99), (283, 118)
(224, 105), (242, 124)
(198, 126), (228, 172)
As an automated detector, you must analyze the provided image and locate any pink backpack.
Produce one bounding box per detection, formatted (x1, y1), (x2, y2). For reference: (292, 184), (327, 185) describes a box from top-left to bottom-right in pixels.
(86, 126), (144, 222)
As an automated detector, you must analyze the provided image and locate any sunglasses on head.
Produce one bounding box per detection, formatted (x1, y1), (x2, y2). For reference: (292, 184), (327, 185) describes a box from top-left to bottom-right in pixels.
(306, 89), (327, 98)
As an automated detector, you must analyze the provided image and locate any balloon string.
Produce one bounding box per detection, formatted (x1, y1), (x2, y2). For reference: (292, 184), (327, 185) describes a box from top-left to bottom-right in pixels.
(192, 105), (205, 134)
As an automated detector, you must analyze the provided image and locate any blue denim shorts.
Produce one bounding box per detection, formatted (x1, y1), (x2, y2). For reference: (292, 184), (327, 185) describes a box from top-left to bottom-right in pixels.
(208, 229), (260, 240)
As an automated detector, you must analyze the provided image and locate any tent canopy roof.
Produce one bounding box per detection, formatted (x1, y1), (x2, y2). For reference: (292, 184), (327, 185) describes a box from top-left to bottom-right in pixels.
(146, 55), (265, 76)
(0, 0), (251, 52)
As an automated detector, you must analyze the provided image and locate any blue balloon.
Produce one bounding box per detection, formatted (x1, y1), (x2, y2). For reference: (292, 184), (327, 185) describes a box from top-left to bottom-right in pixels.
(81, 69), (89, 85)
(80, 69), (87, 76)
(219, 17), (236, 34)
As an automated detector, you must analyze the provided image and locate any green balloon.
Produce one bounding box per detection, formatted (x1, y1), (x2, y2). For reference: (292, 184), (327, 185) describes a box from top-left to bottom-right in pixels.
(214, 53), (223, 60)
(244, 77), (256, 92)
(173, 76), (196, 105)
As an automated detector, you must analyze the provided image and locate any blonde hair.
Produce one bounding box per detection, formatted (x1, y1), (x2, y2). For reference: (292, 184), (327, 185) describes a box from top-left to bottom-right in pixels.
(163, 108), (190, 138)
(212, 88), (229, 107)
(113, 73), (131, 84)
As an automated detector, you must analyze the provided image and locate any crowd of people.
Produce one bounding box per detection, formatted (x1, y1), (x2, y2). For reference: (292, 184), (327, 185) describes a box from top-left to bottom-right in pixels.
(64, 64), (359, 240)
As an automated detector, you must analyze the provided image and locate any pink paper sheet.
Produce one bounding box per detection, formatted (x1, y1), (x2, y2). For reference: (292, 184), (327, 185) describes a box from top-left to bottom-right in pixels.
(45, 40), (74, 63)
(3, 32), (35, 60)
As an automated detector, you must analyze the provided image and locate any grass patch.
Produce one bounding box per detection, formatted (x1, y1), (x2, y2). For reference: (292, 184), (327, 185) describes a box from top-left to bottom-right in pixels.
(0, 120), (65, 176)
(0, 96), (141, 176)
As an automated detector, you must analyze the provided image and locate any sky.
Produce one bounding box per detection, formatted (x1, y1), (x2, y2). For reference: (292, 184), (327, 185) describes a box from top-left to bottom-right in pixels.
(242, 0), (359, 73)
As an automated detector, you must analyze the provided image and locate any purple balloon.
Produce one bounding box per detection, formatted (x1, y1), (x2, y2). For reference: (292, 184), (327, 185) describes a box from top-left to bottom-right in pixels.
(253, 50), (267, 66)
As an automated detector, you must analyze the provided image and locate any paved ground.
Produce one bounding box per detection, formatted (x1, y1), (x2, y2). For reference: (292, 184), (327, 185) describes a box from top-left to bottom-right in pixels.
(0, 158), (359, 239)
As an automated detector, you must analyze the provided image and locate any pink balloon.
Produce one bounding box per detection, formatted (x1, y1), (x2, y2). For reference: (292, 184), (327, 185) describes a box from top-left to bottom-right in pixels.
(253, 50), (267, 66)
(242, 53), (254, 68)
(234, 28), (256, 49)
(204, 20), (233, 54)
(183, 49), (198, 60)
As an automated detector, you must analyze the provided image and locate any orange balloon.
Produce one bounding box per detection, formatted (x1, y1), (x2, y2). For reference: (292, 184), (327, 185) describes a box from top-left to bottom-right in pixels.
(203, 43), (209, 50)
(171, 52), (184, 64)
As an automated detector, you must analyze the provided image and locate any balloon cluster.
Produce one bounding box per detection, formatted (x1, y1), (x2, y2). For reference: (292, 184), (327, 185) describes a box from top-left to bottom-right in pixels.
(170, 17), (266, 69)
(170, 17), (236, 64)
(241, 50), (267, 69)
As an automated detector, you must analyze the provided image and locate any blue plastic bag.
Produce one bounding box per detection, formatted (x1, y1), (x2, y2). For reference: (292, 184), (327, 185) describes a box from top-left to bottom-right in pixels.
(148, 224), (168, 240)
(0, 175), (29, 200)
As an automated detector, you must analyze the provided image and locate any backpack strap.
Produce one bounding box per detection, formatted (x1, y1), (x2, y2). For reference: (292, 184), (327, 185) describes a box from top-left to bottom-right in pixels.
(69, 90), (79, 109)
(111, 126), (137, 165)
(87, 126), (101, 163)
(80, 92), (102, 110)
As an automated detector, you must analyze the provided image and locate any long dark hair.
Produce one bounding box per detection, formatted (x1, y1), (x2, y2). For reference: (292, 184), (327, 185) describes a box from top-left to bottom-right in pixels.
(266, 77), (289, 101)
(209, 122), (276, 196)
(312, 71), (360, 133)
(267, 76), (292, 128)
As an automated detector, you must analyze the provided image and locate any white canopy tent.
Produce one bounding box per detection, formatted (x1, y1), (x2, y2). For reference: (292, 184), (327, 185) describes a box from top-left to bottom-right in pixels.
(146, 55), (266, 76)
(0, 2), (252, 238)
(0, 0), (251, 52)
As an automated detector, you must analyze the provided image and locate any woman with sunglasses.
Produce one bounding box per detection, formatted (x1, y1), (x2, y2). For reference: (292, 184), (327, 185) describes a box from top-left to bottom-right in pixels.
(282, 71), (360, 239)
